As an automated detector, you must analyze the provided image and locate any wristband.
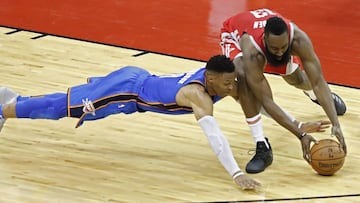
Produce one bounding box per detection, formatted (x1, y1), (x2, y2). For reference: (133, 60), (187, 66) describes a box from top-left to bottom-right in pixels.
(299, 132), (307, 140)
(232, 171), (244, 179)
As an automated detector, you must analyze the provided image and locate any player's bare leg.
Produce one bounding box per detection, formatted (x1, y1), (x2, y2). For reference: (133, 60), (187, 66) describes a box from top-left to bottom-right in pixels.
(235, 58), (273, 174)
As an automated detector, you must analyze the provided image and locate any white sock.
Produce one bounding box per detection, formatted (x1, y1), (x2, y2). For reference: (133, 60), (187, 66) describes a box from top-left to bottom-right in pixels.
(246, 114), (269, 149)
(304, 90), (317, 100)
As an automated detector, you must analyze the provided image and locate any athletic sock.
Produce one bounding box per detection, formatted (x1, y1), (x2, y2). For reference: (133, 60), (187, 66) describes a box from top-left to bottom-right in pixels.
(246, 113), (269, 149)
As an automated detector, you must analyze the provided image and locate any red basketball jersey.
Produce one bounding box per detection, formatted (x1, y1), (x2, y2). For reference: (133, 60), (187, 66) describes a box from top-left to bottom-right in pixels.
(221, 8), (294, 56)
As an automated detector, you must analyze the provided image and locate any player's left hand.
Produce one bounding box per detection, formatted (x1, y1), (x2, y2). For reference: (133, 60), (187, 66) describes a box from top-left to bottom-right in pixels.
(233, 174), (261, 190)
(331, 125), (347, 154)
(300, 133), (318, 163)
(300, 120), (331, 133)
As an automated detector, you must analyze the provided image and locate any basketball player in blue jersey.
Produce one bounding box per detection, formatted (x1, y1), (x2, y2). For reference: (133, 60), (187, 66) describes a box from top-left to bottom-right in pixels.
(0, 55), (329, 190)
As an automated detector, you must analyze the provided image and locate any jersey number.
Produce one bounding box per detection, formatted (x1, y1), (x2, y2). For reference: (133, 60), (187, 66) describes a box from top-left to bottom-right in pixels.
(250, 8), (276, 18)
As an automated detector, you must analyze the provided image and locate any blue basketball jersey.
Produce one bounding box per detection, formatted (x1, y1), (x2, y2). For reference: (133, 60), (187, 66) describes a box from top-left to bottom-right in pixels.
(68, 66), (222, 127)
(138, 68), (222, 114)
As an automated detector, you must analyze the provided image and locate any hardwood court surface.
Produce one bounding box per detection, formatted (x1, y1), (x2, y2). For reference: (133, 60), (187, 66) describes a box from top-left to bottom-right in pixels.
(0, 27), (359, 203)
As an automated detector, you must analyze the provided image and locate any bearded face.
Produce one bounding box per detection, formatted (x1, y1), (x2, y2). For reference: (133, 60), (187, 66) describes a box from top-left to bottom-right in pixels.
(264, 44), (291, 67)
(264, 33), (291, 67)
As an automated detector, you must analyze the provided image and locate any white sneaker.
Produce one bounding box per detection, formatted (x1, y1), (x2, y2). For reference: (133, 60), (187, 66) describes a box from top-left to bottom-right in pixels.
(0, 87), (19, 132)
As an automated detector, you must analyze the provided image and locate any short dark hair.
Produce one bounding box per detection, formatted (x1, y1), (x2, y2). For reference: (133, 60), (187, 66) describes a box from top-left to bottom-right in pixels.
(265, 16), (288, 36)
(205, 55), (235, 73)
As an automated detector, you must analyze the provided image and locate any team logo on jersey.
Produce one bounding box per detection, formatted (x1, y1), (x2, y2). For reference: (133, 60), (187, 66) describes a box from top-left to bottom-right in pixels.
(224, 44), (235, 58)
(82, 98), (96, 116)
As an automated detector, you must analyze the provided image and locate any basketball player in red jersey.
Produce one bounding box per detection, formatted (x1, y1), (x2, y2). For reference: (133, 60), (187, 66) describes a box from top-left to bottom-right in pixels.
(220, 8), (347, 173)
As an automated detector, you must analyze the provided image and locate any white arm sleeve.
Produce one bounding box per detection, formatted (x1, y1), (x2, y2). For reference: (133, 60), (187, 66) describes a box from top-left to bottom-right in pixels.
(198, 115), (241, 177)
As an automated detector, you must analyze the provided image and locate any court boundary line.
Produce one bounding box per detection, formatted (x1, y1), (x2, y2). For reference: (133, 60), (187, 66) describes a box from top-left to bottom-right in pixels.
(0, 25), (359, 90)
(198, 193), (360, 203)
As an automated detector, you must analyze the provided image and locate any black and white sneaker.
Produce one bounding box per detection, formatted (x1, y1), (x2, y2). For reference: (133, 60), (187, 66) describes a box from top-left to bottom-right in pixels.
(245, 138), (273, 174)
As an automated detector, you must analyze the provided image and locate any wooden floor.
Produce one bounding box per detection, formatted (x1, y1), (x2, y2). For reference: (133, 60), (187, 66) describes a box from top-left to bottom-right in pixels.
(0, 27), (359, 203)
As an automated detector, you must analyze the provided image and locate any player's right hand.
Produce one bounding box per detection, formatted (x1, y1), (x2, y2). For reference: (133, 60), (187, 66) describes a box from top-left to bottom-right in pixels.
(331, 125), (347, 154)
(233, 174), (261, 190)
(300, 133), (317, 163)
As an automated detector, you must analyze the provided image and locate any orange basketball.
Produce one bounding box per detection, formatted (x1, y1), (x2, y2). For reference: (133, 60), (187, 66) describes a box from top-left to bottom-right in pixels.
(310, 139), (345, 176)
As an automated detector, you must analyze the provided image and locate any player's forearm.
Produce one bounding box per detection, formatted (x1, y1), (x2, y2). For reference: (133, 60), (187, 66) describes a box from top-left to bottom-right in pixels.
(251, 81), (305, 139)
(312, 81), (340, 127)
(198, 116), (242, 177)
(262, 99), (305, 139)
(303, 57), (340, 126)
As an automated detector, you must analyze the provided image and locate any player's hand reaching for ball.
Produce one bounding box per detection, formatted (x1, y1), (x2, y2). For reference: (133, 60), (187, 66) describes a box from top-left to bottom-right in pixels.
(233, 173), (261, 190)
(300, 133), (317, 163)
(331, 125), (347, 154)
(300, 120), (331, 133)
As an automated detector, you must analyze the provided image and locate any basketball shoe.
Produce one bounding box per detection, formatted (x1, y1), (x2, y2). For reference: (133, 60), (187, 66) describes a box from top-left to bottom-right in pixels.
(245, 138), (273, 173)
(0, 87), (19, 132)
(304, 91), (346, 115)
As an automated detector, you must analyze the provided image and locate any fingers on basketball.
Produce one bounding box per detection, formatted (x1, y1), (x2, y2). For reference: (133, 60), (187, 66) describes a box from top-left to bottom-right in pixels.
(310, 139), (346, 176)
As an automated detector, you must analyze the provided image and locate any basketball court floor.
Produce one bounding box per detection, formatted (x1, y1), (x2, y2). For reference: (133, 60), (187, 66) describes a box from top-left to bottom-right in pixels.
(0, 1), (359, 202)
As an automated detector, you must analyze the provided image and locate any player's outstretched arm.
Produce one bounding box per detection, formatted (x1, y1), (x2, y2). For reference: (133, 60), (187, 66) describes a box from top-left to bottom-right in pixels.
(250, 105), (332, 134)
(198, 115), (261, 189)
(177, 84), (261, 189)
(292, 25), (346, 154)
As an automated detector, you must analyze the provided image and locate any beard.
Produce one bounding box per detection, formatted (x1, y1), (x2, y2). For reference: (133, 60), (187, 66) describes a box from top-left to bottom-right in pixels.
(264, 45), (291, 67)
